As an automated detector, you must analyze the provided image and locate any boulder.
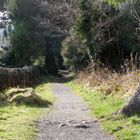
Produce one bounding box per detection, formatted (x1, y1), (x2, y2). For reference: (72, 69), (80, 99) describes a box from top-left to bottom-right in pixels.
(121, 86), (140, 116)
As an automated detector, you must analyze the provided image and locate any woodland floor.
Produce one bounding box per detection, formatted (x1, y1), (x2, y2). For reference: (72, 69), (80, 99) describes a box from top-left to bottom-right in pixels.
(36, 79), (115, 140)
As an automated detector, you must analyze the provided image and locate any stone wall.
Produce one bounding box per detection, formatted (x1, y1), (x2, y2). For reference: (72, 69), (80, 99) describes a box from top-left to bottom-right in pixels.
(0, 65), (46, 90)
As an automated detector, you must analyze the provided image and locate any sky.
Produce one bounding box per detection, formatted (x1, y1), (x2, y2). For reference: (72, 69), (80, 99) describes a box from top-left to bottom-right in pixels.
(0, 11), (10, 23)
(0, 11), (11, 48)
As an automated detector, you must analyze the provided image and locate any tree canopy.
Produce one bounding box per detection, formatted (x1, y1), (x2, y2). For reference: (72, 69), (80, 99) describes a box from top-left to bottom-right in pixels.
(0, 0), (139, 73)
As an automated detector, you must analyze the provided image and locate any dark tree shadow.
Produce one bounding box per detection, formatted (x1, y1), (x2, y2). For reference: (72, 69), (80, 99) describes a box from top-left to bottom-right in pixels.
(47, 76), (74, 84)
(34, 69), (75, 85)
(0, 97), (52, 108)
(15, 99), (52, 108)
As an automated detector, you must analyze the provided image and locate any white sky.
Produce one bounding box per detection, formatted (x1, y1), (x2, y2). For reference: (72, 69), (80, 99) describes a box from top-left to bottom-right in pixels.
(0, 11), (9, 23)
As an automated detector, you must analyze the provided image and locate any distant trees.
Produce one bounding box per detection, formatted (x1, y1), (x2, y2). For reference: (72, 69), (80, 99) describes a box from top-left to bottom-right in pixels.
(0, 0), (5, 11)
(4, 0), (45, 67)
(3, 0), (76, 74)
(35, 0), (76, 74)
(1, 0), (139, 73)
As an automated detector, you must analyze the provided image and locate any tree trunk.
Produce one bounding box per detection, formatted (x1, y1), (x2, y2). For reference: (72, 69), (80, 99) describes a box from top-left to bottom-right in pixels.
(45, 52), (58, 75)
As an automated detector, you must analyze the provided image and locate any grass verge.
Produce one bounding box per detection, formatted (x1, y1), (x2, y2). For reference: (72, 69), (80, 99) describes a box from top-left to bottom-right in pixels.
(0, 78), (54, 140)
(68, 82), (140, 140)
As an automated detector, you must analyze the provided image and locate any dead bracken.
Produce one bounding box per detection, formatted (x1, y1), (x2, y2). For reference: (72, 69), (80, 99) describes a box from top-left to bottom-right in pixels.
(2, 87), (51, 106)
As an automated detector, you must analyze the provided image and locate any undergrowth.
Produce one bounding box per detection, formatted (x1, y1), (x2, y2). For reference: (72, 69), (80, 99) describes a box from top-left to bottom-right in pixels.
(0, 77), (54, 140)
(76, 64), (140, 101)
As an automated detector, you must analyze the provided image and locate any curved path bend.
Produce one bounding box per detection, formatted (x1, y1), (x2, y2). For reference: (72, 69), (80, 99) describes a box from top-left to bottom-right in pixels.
(37, 83), (115, 140)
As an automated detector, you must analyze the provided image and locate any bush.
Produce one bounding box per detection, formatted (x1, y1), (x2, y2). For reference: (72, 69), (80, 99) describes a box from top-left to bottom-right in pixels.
(62, 0), (140, 70)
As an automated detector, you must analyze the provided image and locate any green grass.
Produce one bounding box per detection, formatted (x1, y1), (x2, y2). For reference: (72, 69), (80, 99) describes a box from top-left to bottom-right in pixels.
(0, 79), (54, 140)
(68, 82), (140, 140)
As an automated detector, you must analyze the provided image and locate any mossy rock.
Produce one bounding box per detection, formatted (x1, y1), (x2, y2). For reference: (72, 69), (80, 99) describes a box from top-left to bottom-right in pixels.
(121, 86), (140, 116)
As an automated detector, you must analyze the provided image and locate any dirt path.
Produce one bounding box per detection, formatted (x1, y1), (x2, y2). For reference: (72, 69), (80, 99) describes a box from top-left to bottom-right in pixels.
(37, 83), (115, 140)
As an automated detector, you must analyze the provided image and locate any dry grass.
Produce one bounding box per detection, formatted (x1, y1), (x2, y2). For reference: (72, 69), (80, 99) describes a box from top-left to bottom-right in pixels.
(76, 63), (140, 101)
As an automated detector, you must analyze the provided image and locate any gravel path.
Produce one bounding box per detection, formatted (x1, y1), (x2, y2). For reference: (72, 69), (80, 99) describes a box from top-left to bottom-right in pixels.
(37, 83), (115, 140)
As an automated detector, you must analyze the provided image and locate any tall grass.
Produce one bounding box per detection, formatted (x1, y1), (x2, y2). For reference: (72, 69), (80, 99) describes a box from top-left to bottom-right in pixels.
(76, 59), (140, 101)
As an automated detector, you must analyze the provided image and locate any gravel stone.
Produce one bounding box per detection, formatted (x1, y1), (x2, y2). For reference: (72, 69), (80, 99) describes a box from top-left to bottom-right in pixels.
(36, 83), (115, 140)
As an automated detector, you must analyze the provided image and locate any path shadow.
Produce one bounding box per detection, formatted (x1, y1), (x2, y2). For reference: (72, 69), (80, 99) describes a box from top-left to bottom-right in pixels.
(47, 76), (74, 84)
(0, 96), (52, 108)
(35, 69), (75, 85)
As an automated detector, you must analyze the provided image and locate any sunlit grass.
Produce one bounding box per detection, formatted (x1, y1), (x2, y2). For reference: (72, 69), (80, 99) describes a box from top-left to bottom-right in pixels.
(0, 78), (54, 140)
(68, 82), (140, 140)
